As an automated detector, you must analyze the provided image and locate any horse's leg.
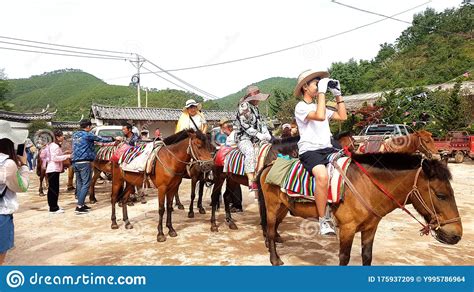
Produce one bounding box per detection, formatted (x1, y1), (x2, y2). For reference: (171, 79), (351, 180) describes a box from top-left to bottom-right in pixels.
(39, 173), (45, 196)
(210, 175), (225, 232)
(197, 178), (206, 214)
(223, 183), (237, 230)
(157, 186), (167, 242)
(188, 177), (196, 218)
(361, 226), (378, 266)
(174, 192), (184, 210)
(89, 167), (101, 204)
(110, 176), (122, 229)
(122, 183), (135, 229)
(166, 187), (178, 237)
(266, 198), (284, 266)
(339, 225), (356, 266)
(274, 205), (288, 244)
(67, 167), (75, 191)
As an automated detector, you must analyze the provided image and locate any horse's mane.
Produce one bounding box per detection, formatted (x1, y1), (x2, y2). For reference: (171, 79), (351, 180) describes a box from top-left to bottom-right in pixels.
(333, 131), (353, 140)
(351, 152), (452, 181)
(271, 135), (300, 145)
(163, 129), (208, 146)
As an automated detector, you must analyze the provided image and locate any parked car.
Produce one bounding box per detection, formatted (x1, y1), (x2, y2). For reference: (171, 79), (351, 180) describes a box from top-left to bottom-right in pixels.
(433, 131), (474, 163)
(353, 124), (414, 145)
(91, 125), (123, 138)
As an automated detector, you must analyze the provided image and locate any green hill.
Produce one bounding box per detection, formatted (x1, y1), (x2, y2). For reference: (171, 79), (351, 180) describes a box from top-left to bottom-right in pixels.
(5, 69), (202, 121)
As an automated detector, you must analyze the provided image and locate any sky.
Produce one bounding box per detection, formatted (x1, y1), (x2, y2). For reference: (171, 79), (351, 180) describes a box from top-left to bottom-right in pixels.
(0, 0), (462, 100)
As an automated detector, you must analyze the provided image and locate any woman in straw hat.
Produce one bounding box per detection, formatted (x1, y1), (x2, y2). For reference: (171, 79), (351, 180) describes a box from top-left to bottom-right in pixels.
(175, 99), (208, 133)
(0, 121), (29, 264)
(236, 85), (271, 197)
(294, 69), (347, 236)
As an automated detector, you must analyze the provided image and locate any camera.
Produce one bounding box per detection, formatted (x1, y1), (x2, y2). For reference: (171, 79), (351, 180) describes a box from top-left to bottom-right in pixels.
(327, 80), (339, 89)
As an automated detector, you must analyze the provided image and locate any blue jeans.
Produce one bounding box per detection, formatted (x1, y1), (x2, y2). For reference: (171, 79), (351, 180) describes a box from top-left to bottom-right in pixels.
(73, 162), (92, 206)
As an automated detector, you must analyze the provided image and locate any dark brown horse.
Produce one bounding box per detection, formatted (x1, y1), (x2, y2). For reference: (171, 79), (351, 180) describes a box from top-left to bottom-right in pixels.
(110, 129), (214, 242)
(258, 152), (462, 265)
(209, 133), (355, 232)
(357, 130), (438, 158)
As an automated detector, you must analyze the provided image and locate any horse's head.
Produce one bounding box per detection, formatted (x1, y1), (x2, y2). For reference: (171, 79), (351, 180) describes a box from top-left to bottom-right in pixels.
(413, 159), (462, 245)
(414, 130), (438, 159)
(187, 129), (214, 171)
(334, 131), (356, 152)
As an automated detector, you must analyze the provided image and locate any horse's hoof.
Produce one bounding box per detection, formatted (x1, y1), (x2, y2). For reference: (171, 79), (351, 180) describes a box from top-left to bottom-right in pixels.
(67, 187), (75, 191)
(228, 221), (238, 230)
(111, 224), (119, 230)
(198, 208), (206, 214)
(271, 258), (284, 266)
(90, 199), (97, 204)
(188, 212), (195, 218)
(177, 204), (185, 210)
(210, 225), (219, 232)
(157, 234), (166, 242)
(39, 193), (45, 197)
(140, 198), (147, 204)
(125, 223), (133, 229)
(275, 236), (284, 244)
(127, 201), (134, 206)
(168, 230), (178, 237)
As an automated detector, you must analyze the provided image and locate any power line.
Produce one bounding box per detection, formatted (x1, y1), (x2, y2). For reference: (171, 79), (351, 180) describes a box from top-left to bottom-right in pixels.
(0, 40), (132, 60)
(142, 65), (197, 93)
(0, 35), (132, 55)
(141, 1), (431, 74)
(0, 46), (129, 61)
(143, 57), (220, 99)
(331, 0), (468, 37)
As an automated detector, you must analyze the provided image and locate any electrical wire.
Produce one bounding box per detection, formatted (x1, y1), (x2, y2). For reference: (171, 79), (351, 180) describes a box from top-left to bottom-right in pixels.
(0, 46), (129, 61)
(141, 1), (431, 74)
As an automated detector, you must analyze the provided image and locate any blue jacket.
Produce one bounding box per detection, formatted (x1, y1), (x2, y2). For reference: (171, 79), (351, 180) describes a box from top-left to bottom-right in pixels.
(72, 130), (113, 162)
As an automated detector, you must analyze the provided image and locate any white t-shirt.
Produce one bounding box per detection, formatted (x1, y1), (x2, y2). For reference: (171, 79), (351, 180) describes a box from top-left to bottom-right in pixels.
(225, 130), (237, 147)
(295, 101), (334, 154)
(189, 114), (206, 131)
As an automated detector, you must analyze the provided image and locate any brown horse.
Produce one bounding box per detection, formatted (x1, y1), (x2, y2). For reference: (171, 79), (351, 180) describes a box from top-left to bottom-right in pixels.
(258, 152), (462, 265)
(110, 129), (214, 242)
(209, 133), (355, 232)
(357, 130), (438, 158)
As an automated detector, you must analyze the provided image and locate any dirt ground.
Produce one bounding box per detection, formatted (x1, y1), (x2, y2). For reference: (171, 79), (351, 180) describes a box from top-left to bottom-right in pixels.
(5, 160), (474, 266)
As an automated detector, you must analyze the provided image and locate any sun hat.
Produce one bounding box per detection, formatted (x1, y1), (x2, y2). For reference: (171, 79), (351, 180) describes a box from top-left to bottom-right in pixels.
(0, 120), (28, 146)
(282, 123), (291, 130)
(183, 99), (202, 112)
(239, 85), (270, 103)
(219, 117), (231, 125)
(294, 69), (329, 97)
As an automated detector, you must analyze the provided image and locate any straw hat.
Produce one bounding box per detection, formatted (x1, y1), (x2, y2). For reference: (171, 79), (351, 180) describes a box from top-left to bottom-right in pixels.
(294, 69), (329, 97)
(219, 117), (231, 125)
(239, 85), (270, 103)
(0, 120), (28, 146)
(182, 99), (202, 112)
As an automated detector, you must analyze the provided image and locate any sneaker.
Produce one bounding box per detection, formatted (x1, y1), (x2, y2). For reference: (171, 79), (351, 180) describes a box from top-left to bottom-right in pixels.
(83, 205), (91, 210)
(75, 206), (89, 214)
(49, 208), (65, 214)
(319, 219), (336, 236)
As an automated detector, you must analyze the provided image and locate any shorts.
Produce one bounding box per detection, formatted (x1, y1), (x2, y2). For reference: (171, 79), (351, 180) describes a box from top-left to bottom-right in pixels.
(0, 214), (14, 253)
(300, 147), (338, 173)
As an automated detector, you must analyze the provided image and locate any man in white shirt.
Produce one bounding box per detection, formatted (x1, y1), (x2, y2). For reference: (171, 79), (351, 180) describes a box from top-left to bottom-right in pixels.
(294, 69), (347, 236)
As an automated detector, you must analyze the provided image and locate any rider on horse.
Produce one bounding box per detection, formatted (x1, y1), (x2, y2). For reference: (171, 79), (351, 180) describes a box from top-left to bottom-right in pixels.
(294, 69), (347, 236)
(176, 99), (208, 133)
(236, 85), (272, 198)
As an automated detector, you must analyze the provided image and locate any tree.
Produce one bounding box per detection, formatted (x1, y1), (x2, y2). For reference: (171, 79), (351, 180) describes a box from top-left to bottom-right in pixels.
(268, 89), (292, 116)
(0, 69), (13, 110)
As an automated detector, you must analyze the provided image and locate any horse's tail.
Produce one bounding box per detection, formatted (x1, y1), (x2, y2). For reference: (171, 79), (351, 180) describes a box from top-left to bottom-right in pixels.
(256, 165), (271, 236)
(36, 154), (42, 177)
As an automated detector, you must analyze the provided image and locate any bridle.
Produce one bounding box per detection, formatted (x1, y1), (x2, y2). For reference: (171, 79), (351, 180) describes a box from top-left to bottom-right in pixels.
(335, 148), (460, 236)
(414, 132), (434, 159)
(403, 163), (461, 236)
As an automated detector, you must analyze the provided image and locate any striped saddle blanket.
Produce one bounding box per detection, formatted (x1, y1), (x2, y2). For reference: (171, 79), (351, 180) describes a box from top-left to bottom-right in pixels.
(120, 142), (157, 173)
(95, 142), (118, 161)
(223, 143), (271, 176)
(281, 154), (351, 203)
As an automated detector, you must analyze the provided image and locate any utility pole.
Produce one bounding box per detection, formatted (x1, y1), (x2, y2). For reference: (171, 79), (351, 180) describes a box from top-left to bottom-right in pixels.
(145, 88), (148, 108)
(130, 54), (145, 107)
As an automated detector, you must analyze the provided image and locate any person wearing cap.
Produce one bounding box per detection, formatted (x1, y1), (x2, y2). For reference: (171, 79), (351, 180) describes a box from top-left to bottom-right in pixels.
(0, 121), (29, 264)
(294, 69), (347, 236)
(154, 128), (162, 140)
(281, 123), (292, 138)
(213, 117), (233, 149)
(236, 85), (272, 196)
(176, 99), (208, 133)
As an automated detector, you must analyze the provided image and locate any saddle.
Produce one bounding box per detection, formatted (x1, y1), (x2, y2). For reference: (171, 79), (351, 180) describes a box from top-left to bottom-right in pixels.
(222, 143), (271, 176)
(265, 153), (350, 204)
